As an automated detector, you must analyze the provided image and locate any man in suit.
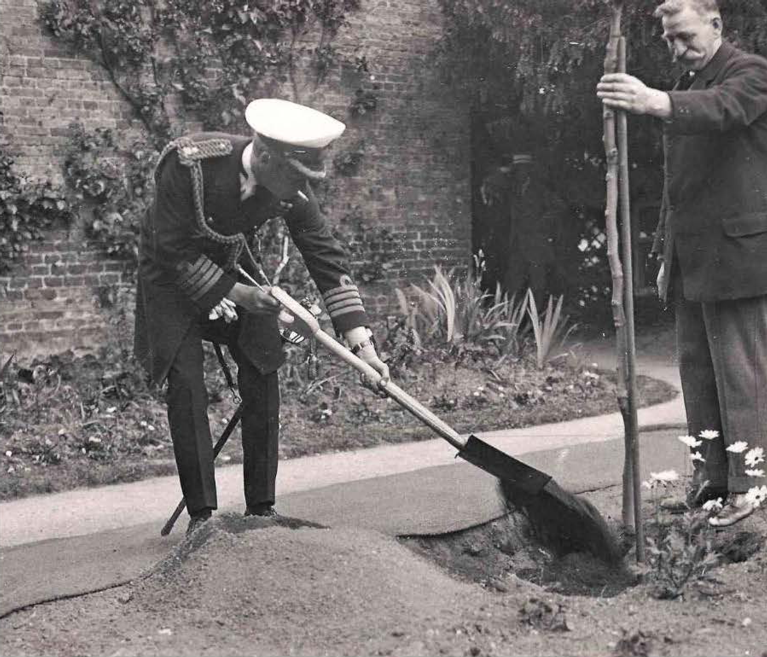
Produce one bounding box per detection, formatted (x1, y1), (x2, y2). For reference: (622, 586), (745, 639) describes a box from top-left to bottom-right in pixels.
(598, 0), (767, 527)
(480, 153), (568, 305)
(135, 99), (389, 534)
(503, 154), (568, 307)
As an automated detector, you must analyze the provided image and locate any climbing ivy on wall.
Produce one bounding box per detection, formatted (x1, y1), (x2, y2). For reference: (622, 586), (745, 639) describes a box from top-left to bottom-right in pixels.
(31, 0), (381, 277)
(39, 0), (362, 143)
(0, 149), (74, 272)
(62, 123), (157, 263)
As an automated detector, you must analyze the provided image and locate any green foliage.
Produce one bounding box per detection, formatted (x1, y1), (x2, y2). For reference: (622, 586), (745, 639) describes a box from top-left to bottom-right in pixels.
(346, 54), (378, 116)
(438, 0), (661, 209)
(380, 309), (424, 373)
(39, 0), (363, 137)
(39, 0), (171, 141)
(2, 330), (674, 500)
(438, 0), (767, 210)
(35, 0), (365, 262)
(0, 346), (170, 497)
(250, 218), (319, 300)
(526, 290), (575, 369)
(490, 285), (529, 359)
(348, 88), (378, 116)
(398, 261), (531, 358)
(643, 476), (721, 600)
(0, 354), (16, 416)
(62, 122), (157, 264)
(333, 140), (366, 176)
(645, 510), (720, 600)
(0, 150), (74, 272)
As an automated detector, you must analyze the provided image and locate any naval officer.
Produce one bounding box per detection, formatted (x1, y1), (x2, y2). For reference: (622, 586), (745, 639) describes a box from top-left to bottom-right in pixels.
(135, 99), (389, 534)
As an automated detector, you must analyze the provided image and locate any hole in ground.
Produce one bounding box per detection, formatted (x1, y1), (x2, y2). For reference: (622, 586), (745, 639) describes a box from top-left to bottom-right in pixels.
(401, 510), (764, 599)
(400, 513), (637, 598)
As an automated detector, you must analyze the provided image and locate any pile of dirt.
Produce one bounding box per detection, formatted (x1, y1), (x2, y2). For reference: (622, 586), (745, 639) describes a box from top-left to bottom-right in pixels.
(3, 489), (767, 657)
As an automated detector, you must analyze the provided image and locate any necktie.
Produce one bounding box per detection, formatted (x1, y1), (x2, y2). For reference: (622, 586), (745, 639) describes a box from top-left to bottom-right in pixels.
(677, 71), (696, 90)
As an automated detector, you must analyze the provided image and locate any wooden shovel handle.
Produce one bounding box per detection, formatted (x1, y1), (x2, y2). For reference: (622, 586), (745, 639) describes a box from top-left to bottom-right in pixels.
(269, 286), (466, 450)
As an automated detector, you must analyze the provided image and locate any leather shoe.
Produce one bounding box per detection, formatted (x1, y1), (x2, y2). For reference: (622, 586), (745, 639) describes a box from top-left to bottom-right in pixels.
(245, 503), (279, 518)
(708, 494), (756, 528)
(186, 509), (212, 536)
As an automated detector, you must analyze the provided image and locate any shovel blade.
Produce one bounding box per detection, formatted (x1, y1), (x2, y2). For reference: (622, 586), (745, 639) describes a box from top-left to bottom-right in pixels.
(459, 435), (621, 564)
(499, 477), (623, 564)
(458, 434), (552, 494)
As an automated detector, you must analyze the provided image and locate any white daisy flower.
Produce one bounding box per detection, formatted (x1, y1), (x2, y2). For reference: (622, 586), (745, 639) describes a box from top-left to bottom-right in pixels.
(690, 452), (705, 463)
(745, 447), (765, 468)
(726, 441), (749, 454)
(745, 485), (767, 507)
(650, 470), (679, 484)
(699, 430), (720, 440)
(678, 435), (702, 448)
(702, 498), (724, 512)
(745, 469), (765, 478)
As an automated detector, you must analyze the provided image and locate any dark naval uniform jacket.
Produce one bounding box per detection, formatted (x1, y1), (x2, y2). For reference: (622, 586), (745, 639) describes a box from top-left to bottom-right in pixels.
(134, 133), (368, 384)
(653, 42), (767, 303)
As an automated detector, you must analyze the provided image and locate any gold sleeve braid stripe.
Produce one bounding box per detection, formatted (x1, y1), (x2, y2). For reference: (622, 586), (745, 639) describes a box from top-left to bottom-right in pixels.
(175, 255), (226, 302)
(323, 285), (364, 319)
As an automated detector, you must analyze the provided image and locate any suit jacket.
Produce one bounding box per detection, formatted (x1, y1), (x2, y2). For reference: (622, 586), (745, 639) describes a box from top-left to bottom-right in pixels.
(653, 42), (767, 302)
(134, 133), (368, 384)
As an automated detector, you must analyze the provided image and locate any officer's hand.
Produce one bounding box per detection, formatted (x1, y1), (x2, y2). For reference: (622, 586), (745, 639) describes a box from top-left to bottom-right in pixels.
(356, 344), (390, 393)
(656, 261), (666, 300)
(597, 73), (672, 118)
(274, 306), (318, 342)
(229, 282), (281, 315)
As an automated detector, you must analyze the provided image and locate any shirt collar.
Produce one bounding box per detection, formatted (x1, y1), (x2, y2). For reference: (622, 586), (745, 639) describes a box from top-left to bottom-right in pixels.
(241, 141), (254, 178)
(240, 141), (258, 201)
(695, 40), (734, 85)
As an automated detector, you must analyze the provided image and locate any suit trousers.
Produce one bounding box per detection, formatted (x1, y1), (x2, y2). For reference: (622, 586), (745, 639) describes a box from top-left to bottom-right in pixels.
(675, 279), (767, 493)
(166, 317), (280, 515)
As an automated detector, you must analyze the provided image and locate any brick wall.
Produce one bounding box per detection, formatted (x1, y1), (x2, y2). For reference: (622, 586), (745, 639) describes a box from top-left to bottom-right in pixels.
(0, 0), (472, 359)
(0, 231), (134, 356)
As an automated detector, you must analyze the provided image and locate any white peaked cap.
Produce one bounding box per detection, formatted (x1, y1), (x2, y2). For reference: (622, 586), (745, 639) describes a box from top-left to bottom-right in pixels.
(245, 99), (346, 148)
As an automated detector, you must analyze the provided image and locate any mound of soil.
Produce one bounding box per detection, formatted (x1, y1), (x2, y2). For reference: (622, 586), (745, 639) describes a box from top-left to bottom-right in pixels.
(3, 488), (767, 657)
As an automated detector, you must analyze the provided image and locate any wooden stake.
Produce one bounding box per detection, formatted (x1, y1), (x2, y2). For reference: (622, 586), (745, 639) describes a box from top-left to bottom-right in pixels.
(617, 35), (645, 562)
(603, 1), (644, 562)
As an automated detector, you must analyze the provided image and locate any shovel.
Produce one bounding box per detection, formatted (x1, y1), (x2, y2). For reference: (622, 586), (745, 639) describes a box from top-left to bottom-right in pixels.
(269, 286), (622, 564)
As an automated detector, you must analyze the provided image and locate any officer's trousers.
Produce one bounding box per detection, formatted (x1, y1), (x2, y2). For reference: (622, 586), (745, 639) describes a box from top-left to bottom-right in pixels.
(675, 280), (767, 493)
(166, 318), (280, 515)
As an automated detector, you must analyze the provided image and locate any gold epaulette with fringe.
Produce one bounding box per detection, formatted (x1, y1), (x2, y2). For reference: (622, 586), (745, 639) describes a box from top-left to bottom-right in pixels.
(155, 137), (233, 180)
(154, 136), (259, 274)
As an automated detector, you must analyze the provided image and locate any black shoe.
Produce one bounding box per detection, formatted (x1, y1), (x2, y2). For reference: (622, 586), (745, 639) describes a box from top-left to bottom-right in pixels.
(186, 509), (212, 536)
(244, 503), (279, 518)
(687, 485), (728, 508)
